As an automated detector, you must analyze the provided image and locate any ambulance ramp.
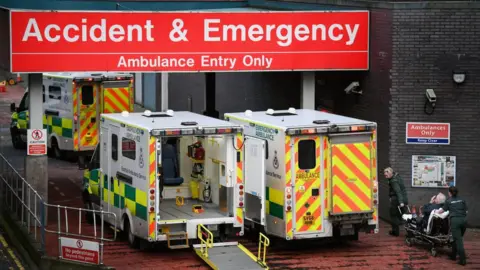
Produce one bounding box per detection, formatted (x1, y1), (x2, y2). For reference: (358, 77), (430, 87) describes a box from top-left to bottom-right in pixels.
(193, 225), (269, 270)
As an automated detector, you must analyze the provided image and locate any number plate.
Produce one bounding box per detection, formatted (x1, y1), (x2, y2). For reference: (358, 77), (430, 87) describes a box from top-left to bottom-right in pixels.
(303, 215), (314, 225)
(206, 224), (218, 231)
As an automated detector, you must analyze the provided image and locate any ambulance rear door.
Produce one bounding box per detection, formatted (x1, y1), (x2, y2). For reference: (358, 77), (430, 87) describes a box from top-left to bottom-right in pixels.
(77, 82), (100, 151)
(292, 135), (324, 235)
(101, 80), (133, 114)
(329, 132), (374, 216)
(244, 136), (266, 225)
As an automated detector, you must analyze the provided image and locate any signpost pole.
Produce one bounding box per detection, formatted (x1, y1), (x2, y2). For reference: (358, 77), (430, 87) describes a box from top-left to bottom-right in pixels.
(25, 73), (48, 224)
(301, 72), (315, 109)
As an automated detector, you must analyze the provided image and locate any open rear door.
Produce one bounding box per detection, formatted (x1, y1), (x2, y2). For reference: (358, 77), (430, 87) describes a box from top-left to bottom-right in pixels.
(244, 136), (266, 225)
(101, 80), (133, 113)
(329, 133), (373, 215)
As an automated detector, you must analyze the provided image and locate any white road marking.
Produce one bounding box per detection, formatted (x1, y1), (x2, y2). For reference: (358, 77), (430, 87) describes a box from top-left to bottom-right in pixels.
(60, 192), (65, 197)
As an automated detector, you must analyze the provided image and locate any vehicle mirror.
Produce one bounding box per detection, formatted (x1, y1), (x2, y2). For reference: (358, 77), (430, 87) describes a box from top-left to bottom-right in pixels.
(10, 103), (15, 113)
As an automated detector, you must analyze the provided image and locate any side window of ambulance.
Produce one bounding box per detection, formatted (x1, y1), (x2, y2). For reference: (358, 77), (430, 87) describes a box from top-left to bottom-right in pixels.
(112, 134), (118, 161)
(48, 86), (62, 100)
(298, 140), (316, 170)
(122, 137), (136, 160)
(82, 86), (94, 105)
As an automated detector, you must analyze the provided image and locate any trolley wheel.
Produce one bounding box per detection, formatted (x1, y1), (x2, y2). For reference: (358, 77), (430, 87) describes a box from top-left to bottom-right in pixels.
(405, 238), (412, 247)
(431, 247), (437, 257)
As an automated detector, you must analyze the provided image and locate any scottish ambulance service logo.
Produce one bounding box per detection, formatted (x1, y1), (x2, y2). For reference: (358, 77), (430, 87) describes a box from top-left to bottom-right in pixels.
(273, 150), (279, 169)
(139, 147), (144, 168)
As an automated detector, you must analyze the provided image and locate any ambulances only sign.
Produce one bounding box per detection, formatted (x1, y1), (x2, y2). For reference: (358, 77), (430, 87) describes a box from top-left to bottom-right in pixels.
(9, 10), (369, 72)
(406, 122), (450, 145)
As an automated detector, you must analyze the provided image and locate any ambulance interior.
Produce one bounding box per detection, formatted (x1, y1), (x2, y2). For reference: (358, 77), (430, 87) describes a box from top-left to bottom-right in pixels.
(157, 134), (233, 221)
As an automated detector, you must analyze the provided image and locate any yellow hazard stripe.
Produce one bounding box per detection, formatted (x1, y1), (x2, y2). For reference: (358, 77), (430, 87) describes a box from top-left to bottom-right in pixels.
(285, 136), (293, 238)
(73, 85), (79, 150)
(324, 137), (329, 218)
(80, 85), (98, 148)
(295, 136), (322, 232)
(0, 234), (25, 270)
(331, 142), (372, 214)
(104, 88), (130, 113)
(149, 137), (156, 239)
(235, 133), (244, 226)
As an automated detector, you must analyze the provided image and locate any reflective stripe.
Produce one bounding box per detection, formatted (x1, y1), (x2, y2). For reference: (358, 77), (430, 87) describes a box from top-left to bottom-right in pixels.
(235, 133), (244, 226)
(44, 115), (73, 138)
(104, 88), (130, 113)
(265, 187), (284, 219)
(285, 136), (293, 238)
(331, 142), (372, 214)
(87, 169), (148, 221)
(324, 137), (329, 218)
(149, 137), (156, 239)
(294, 136), (322, 233)
(73, 86), (78, 151)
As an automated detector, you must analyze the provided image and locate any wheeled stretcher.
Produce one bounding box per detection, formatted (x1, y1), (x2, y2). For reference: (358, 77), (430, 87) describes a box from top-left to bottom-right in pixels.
(402, 206), (452, 257)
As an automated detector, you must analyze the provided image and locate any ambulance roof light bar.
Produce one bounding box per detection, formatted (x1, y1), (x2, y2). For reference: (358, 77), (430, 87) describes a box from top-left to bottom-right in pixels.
(286, 124), (375, 135)
(151, 126), (243, 136)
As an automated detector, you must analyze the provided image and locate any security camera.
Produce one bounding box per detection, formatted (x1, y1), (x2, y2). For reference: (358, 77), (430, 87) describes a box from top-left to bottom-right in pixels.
(345, 81), (361, 94)
(426, 89), (436, 104)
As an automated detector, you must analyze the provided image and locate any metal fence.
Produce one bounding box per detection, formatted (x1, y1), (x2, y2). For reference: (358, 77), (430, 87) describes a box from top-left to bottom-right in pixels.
(0, 153), (117, 265)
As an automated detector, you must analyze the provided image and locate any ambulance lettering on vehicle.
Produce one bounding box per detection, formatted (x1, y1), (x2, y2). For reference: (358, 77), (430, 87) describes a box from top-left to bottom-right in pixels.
(224, 108), (379, 241)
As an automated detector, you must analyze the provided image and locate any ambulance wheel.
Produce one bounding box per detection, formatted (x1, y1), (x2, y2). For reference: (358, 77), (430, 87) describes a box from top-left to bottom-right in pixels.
(125, 219), (139, 248)
(51, 139), (63, 159)
(84, 202), (94, 224)
(11, 129), (24, 149)
(431, 247), (437, 257)
(405, 238), (412, 247)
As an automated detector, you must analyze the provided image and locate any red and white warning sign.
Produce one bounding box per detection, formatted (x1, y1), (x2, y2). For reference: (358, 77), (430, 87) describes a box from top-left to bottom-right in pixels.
(60, 237), (99, 265)
(27, 129), (47, 155)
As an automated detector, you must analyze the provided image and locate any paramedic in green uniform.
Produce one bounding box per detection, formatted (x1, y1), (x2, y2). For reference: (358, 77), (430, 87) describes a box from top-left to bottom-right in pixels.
(384, 167), (408, 237)
(436, 186), (468, 266)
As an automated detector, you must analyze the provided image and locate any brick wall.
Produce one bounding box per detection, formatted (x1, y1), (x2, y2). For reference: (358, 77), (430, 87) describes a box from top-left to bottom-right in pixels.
(391, 8), (480, 227)
(314, 8), (393, 220)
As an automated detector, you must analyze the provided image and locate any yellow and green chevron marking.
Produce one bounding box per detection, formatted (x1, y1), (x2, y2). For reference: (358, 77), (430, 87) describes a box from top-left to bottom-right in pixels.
(85, 169), (148, 221)
(43, 115), (73, 138)
(265, 187), (284, 220)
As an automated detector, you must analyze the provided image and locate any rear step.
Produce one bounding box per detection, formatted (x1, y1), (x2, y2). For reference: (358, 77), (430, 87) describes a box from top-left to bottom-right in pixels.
(167, 231), (189, 249)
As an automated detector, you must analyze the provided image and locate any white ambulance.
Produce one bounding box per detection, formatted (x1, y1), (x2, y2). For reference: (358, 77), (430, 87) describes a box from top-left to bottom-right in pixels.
(10, 72), (134, 163)
(224, 108), (379, 241)
(83, 110), (246, 249)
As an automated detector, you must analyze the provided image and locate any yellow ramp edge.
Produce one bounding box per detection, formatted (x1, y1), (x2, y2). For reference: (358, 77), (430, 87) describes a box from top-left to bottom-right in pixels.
(194, 225), (270, 269)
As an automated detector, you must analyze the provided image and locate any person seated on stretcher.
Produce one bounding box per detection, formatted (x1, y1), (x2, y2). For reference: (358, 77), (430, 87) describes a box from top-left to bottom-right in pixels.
(417, 193), (446, 231)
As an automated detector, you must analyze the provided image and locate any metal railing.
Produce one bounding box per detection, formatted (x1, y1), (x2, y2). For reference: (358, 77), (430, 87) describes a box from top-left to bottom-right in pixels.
(257, 232), (270, 267)
(197, 224), (214, 258)
(0, 153), (46, 253)
(0, 154), (117, 265)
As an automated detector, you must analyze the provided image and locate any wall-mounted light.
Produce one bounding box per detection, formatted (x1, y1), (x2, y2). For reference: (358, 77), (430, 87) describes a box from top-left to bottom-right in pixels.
(452, 70), (466, 84)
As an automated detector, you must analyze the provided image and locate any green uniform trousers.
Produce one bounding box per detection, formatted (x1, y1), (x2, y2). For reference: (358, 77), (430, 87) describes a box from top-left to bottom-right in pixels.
(389, 198), (402, 235)
(451, 216), (467, 261)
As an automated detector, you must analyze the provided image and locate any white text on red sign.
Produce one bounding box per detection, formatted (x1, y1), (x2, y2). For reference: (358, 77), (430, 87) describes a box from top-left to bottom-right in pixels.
(22, 18), (361, 47)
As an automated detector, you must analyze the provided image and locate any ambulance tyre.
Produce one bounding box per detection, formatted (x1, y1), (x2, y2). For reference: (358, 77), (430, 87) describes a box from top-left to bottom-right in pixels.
(84, 202), (94, 224)
(10, 128), (24, 149)
(124, 218), (139, 248)
(51, 138), (63, 159)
